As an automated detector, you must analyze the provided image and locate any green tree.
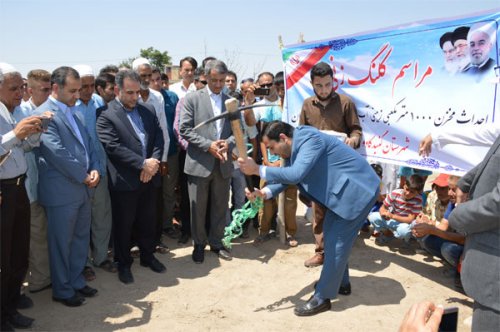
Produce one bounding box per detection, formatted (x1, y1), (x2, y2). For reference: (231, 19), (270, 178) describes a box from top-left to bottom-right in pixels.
(140, 47), (172, 69)
(117, 57), (134, 69)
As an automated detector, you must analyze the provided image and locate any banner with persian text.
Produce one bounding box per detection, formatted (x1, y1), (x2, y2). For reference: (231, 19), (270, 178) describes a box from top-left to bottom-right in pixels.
(282, 10), (499, 175)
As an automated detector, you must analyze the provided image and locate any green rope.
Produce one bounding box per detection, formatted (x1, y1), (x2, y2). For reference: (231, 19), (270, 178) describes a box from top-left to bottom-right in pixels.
(222, 198), (263, 249)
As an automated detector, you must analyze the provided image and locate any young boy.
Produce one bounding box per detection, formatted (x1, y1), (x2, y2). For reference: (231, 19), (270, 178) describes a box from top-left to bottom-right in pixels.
(368, 174), (424, 245)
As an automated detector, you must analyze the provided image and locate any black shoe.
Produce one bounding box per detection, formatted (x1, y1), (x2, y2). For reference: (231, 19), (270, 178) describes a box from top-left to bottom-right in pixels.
(118, 267), (134, 284)
(163, 227), (180, 239)
(29, 283), (52, 294)
(338, 283), (351, 295)
(17, 294), (34, 310)
(1, 321), (14, 332)
(211, 248), (232, 261)
(178, 233), (190, 244)
(52, 294), (86, 307)
(192, 245), (204, 264)
(7, 312), (34, 329)
(77, 285), (98, 298)
(294, 296), (331, 316)
(140, 258), (166, 273)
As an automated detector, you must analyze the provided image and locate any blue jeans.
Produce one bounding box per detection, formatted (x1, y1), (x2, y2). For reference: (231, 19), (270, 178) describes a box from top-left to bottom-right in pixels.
(419, 235), (463, 267)
(368, 212), (412, 241)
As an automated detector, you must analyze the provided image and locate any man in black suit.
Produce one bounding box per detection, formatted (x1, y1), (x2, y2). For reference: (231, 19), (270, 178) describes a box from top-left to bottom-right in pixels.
(96, 69), (165, 284)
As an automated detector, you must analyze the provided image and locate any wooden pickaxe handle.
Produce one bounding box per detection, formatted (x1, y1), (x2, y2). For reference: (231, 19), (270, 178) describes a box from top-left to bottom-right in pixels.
(225, 98), (254, 190)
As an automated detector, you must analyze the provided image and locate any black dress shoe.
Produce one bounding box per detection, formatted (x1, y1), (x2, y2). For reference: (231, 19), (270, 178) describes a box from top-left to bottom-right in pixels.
(178, 233), (190, 244)
(17, 294), (34, 309)
(7, 312), (34, 329)
(294, 296), (331, 316)
(1, 321), (14, 332)
(192, 245), (204, 264)
(52, 294), (86, 307)
(118, 267), (134, 284)
(77, 285), (98, 298)
(211, 248), (232, 261)
(140, 258), (166, 273)
(338, 283), (351, 295)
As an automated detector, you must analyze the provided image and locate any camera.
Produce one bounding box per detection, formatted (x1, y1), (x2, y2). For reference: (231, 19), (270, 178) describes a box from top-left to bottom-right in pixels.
(253, 87), (270, 96)
(39, 116), (52, 131)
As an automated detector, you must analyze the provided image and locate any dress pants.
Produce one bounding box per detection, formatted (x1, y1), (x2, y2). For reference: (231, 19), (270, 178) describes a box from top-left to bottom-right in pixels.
(111, 182), (156, 268)
(45, 198), (91, 299)
(178, 150), (191, 236)
(89, 177), (112, 266)
(28, 201), (51, 291)
(472, 301), (500, 332)
(162, 151), (179, 229)
(1, 179), (30, 318)
(315, 194), (377, 300)
(187, 161), (230, 249)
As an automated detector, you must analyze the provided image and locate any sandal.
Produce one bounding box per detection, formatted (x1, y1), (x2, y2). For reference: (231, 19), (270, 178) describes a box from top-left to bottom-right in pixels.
(83, 266), (96, 281)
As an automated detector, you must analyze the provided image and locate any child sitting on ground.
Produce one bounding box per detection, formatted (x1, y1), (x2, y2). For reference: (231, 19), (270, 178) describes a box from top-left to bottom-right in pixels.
(368, 174), (424, 245)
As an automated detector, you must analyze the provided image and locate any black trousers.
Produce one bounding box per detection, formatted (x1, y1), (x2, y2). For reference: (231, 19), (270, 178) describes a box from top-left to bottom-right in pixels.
(110, 182), (156, 268)
(178, 150), (191, 236)
(1, 177), (30, 320)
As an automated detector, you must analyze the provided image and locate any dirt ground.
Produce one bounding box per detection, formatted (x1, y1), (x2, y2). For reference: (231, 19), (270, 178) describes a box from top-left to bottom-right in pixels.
(23, 202), (473, 332)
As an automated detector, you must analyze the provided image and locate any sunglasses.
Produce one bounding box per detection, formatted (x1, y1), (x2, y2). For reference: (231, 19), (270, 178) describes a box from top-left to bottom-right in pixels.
(259, 83), (273, 88)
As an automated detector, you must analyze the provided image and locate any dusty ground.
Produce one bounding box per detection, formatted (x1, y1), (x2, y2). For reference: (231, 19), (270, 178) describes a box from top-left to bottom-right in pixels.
(23, 203), (473, 332)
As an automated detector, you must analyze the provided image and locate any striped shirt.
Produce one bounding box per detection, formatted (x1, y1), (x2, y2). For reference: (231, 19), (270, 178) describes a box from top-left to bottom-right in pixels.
(383, 189), (422, 216)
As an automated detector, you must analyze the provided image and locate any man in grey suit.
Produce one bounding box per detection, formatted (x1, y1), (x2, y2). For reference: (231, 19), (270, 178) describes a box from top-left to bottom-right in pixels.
(448, 135), (500, 331)
(35, 67), (100, 307)
(179, 60), (235, 263)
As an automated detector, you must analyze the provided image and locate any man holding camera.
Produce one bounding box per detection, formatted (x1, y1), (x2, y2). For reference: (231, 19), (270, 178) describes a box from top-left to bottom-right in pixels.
(0, 63), (48, 330)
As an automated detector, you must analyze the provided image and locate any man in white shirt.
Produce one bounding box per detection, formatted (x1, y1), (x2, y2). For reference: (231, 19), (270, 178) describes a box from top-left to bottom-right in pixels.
(169, 56), (197, 99)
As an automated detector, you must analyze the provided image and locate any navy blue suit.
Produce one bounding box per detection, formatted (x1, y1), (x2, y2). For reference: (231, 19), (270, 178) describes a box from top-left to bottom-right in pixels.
(35, 98), (98, 299)
(266, 126), (379, 299)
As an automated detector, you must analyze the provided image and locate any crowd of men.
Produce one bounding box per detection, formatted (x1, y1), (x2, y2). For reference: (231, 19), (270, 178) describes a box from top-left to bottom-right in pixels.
(1, 50), (498, 331)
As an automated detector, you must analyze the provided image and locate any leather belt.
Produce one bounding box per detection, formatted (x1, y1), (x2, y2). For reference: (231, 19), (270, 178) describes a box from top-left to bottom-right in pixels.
(0, 174), (26, 186)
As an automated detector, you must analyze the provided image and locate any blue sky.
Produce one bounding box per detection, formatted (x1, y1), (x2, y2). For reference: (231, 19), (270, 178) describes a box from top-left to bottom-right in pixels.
(0, 0), (498, 79)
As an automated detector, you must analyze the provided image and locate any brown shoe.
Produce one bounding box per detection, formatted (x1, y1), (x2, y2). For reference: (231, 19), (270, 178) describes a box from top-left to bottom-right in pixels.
(304, 253), (324, 268)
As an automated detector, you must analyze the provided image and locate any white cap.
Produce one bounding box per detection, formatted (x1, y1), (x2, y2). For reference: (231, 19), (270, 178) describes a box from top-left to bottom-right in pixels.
(73, 64), (95, 77)
(0, 62), (18, 76)
(132, 57), (150, 71)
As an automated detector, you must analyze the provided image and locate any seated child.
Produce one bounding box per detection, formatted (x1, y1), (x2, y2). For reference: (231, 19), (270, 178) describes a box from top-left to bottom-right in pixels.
(368, 174), (424, 244)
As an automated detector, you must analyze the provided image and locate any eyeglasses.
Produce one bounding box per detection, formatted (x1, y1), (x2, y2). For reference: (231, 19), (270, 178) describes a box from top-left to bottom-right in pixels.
(260, 83), (273, 88)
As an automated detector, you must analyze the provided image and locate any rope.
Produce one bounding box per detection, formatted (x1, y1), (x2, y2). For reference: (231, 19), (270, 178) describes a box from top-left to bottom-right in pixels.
(222, 198), (263, 249)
